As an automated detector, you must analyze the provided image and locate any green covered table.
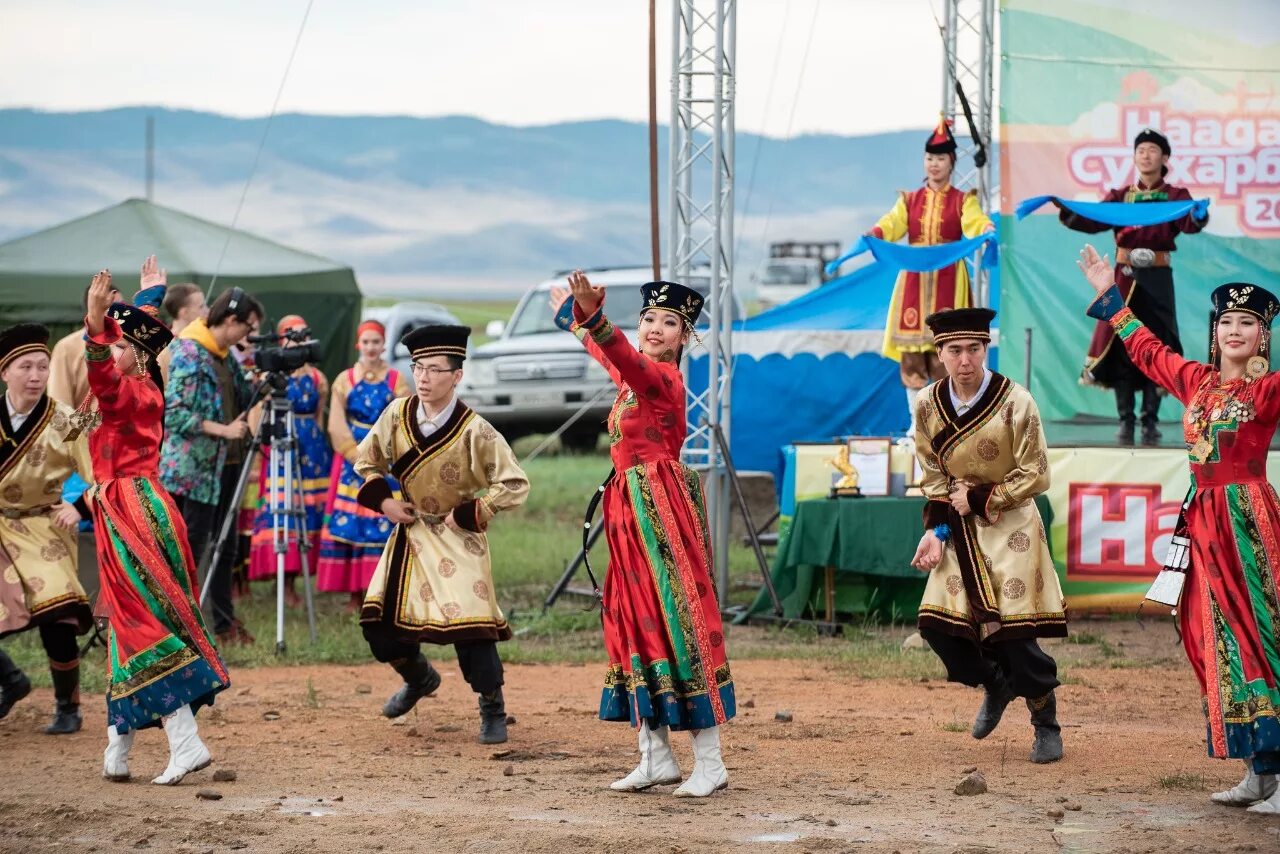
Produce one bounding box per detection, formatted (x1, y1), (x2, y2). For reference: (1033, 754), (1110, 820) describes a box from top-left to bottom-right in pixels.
(745, 495), (1053, 624)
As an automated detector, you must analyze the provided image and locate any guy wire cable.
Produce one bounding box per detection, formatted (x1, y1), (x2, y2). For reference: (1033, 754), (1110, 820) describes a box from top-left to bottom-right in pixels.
(206, 0), (316, 297)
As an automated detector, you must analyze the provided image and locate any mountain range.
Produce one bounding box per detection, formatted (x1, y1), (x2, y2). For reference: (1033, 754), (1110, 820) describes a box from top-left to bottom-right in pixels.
(0, 107), (948, 297)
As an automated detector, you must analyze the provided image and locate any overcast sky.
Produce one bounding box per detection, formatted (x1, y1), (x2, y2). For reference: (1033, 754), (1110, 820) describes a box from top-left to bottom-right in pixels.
(0, 0), (954, 136)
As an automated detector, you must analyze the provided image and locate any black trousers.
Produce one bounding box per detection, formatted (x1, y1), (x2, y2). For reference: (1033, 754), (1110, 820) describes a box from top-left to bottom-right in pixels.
(362, 625), (504, 695)
(176, 464), (242, 633)
(921, 627), (1059, 699)
(0, 623), (78, 672)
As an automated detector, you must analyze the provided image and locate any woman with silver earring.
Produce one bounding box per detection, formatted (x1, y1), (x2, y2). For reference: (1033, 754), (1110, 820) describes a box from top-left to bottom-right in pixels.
(82, 270), (230, 785)
(549, 272), (735, 798)
(1078, 245), (1280, 813)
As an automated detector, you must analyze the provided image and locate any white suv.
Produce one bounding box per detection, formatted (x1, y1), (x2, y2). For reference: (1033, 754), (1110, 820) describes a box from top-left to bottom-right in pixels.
(458, 266), (719, 450)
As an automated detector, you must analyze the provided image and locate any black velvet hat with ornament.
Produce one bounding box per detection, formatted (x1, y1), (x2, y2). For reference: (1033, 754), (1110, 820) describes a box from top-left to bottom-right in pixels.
(640, 281), (704, 327)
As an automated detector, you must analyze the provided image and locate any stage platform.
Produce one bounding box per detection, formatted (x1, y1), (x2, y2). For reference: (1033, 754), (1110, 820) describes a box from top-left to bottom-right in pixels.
(1044, 417), (1280, 450)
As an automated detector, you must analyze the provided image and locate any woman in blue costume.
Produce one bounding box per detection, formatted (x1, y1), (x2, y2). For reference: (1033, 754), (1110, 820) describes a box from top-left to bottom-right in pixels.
(248, 315), (332, 601)
(317, 320), (411, 610)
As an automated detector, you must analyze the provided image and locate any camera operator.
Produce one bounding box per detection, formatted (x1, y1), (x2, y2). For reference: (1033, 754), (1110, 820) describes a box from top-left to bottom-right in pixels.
(246, 315), (331, 605)
(159, 287), (263, 646)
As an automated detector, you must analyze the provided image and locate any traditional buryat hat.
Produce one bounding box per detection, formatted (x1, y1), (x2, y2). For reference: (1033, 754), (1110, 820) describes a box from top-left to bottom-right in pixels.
(401, 324), (470, 362)
(925, 307), (997, 346)
(1133, 128), (1171, 157)
(109, 284), (174, 358)
(925, 116), (958, 156)
(1134, 128), (1171, 177)
(0, 323), (51, 373)
(1209, 282), (1280, 367)
(640, 280), (704, 328)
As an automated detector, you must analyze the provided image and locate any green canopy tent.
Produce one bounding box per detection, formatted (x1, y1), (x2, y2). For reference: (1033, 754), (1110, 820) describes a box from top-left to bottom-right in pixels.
(0, 198), (361, 380)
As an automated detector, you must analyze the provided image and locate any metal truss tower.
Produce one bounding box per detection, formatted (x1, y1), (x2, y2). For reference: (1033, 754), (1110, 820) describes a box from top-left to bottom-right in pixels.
(669, 0), (736, 596)
(941, 0), (997, 305)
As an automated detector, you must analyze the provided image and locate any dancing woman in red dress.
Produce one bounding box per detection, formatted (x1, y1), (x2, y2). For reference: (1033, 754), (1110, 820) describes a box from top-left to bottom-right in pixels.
(1079, 244), (1280, 814)
(551, 271), (734, 798)
(83, 270), (229, 785)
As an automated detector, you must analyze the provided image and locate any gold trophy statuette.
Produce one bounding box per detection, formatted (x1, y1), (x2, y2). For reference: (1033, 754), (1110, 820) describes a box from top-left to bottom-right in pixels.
(826, 445), (863, 498)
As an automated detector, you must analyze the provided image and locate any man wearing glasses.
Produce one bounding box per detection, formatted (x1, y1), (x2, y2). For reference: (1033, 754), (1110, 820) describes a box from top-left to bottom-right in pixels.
(352, 324), (529, 744)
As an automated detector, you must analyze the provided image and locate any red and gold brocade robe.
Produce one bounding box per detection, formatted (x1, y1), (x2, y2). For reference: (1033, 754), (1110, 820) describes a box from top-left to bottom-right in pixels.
(571, 302), (735, 731)
(85, 317), (229, 733)
(1090, 288), (1280, 765)
(870, 184), (993, 361)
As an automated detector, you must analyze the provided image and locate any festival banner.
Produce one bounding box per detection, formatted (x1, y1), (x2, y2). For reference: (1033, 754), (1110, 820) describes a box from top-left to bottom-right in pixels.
(775, 443), (1280, 613)
(1047, 449), (1280, 609)
(1000, 0), (1280, 421)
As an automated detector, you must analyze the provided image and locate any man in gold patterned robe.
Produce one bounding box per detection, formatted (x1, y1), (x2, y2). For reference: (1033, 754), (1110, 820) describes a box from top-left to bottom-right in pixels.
(909, 308), (1068, 764)
(354, 324), (529, 744)
(0, 323), (95, 734)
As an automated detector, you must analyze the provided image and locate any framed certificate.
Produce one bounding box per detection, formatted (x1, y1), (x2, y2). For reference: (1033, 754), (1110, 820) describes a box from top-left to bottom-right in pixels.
(844, 437), (893, 497)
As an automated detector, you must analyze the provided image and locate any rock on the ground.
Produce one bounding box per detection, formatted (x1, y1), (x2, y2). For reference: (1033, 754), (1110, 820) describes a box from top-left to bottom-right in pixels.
(212, 770), (237, 783)
(954, 771), (987, 796)
(901, 631), (927, 650)
(961, 766), (977, 775)
(775, 710), (793, 723)
(355, 685), (372, 694)
(502, 764), (515, 776)
(1047, 808), (1065, 819)
(196, 790), (223, 801)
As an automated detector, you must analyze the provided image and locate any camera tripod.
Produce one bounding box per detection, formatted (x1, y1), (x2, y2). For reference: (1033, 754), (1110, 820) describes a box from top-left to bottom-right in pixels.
(198, 374), (319, 652)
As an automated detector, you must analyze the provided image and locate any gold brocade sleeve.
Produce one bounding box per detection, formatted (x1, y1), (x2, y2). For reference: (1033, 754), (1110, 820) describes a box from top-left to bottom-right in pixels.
(871, 193), (909, 242)
(960, 190), (994, 238)
(913, 395), (952, 529)
(470, 422), (530, 525)
(328, 370), (359, 462)
(985, 391), (1050, 517)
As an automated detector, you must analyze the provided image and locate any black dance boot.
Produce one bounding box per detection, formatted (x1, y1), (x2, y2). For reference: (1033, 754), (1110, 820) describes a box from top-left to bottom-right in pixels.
(45, 661), (82, 735)
(971, 672), (1016, 740)
(382, 653), (442, 718)
(477, 688), (508, 745)
(1028, 691), (1063, 764)
(1139, 385), (1162, 447)
(1114, 383), (1136, 446)
(0, 650), (32, 720)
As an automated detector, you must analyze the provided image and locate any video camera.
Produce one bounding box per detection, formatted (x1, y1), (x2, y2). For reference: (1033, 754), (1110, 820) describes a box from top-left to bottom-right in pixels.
(247, 325), (324, 376)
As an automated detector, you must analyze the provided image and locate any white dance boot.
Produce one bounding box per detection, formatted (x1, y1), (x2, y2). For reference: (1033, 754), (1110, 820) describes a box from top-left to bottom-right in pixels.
(152, 705), (212, 785)
(610, 721), (682, 791)
(102, 725), (135, 782)
(673, 727), (728, 797)
(1212, 760), (1277, 807)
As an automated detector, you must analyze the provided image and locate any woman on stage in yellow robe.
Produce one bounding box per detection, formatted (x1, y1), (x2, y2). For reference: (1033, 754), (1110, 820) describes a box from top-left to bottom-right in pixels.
(868, 117), (994, 433)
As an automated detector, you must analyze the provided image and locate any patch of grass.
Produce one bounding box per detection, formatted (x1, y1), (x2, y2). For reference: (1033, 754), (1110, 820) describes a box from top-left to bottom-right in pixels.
(304, 677), (321, 709)
(1157, 773), (1208, 791)
(1068, 631), (1106, 646)
(939, 720), (969, 733)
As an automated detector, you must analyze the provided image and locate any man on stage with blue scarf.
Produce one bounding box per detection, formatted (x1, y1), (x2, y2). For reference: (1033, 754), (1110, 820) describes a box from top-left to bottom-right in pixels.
(1057, 128), (1208, 446)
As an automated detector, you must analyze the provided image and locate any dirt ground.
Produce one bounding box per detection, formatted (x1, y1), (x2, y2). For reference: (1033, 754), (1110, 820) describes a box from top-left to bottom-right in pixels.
(1, 622), (1278, 854)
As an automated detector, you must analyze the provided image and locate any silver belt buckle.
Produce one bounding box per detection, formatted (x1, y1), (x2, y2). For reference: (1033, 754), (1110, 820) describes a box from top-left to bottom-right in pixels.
(1128, 248), (1155, 268)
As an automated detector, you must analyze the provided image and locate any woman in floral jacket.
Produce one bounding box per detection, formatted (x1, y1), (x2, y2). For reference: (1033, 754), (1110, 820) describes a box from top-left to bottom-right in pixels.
(159, 288), (262, 643)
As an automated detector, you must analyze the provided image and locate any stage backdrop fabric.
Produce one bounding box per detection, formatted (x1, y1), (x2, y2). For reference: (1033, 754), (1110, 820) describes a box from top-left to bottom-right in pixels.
(1000, 0), (1280, 422)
